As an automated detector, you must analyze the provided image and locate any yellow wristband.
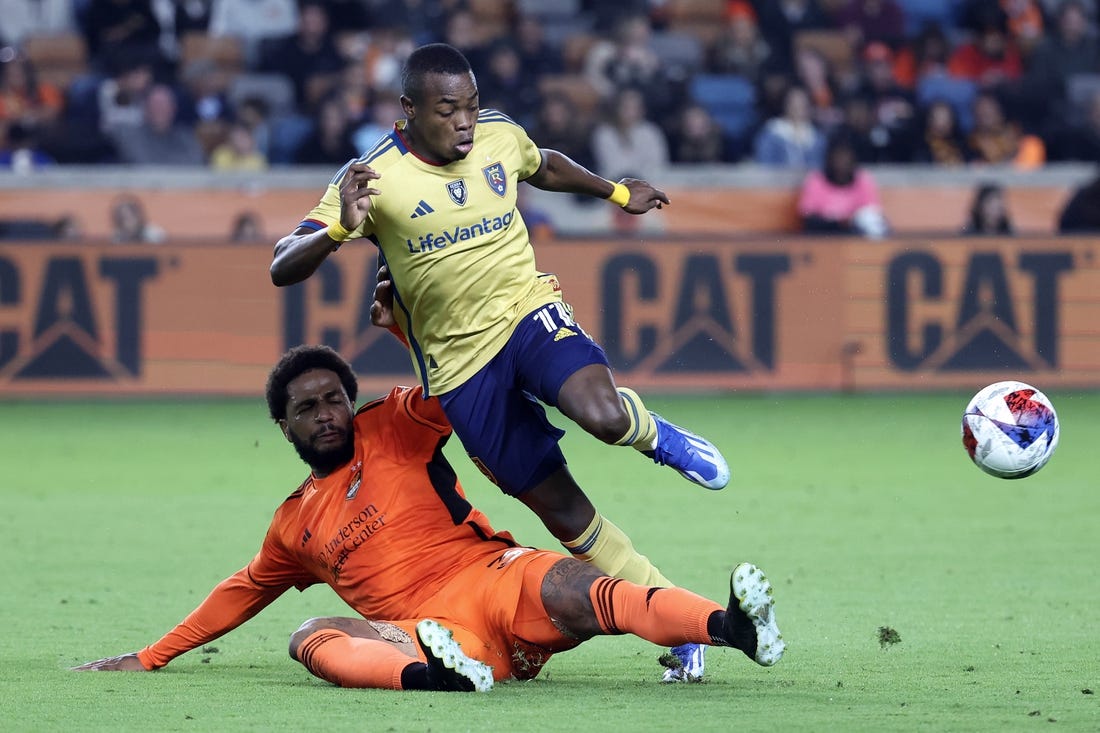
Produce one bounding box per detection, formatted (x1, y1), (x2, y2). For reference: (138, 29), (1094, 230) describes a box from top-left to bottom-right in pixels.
(327, 220), (352, 242)
(607, 182), (630, 208)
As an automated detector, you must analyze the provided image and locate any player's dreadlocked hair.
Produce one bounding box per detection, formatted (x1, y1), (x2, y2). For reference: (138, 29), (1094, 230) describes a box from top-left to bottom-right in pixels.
(266, 345), (359, 421)
(401, 43), (474, 103)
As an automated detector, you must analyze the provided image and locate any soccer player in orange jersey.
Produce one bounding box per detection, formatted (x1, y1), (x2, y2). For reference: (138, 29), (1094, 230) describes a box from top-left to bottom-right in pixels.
(74, 346), (783, 690)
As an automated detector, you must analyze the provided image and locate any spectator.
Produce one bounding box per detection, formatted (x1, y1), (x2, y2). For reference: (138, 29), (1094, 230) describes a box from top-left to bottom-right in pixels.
(754, 0), (830, 63)
(230, 210), (265, 242)
(1058, 173), (1100, 233)
(208, 0), (298, 65)
(0, 121), (56, 171)
(1050, 90), (1100, 163)
(210, 120), (267, 170)
(967, 91), (1044, 168)
(235, 96), (272, 159)
(892, 22), (951, 89)
(259, 0), (345, 113)
(293, 95), (358, 165)
(1001, 0), (1044, 54)
(0, 54), (64, 131)
(530, 92), (596, 173)
(591, 86), (669, 183)
(441, 8), (488, 71)
(352, 96), (402, 154)
(517, 186), (554, 244)
(514, 14), (563, 80)
(476, 41), (540, 123)
(1025, 1), (1100, 103)
(584, 14), (666, 101)
(793, 45), (841, 127)
(836, 95), (883, 163)
(912, 99), (971, 165)
(110, 194), (164, 243)
(947, 9), (1022, 89)
(962, 182), (1014, 235)
(95, 50), (156, 134)
(112, 84), (206, 165)
(669, 103), (727, 163)
(856, 42), (916, 161)
(753, 85), (826, 169)
(835, 0), (907, 47)
(179, 58), (231, 125)
(0, 0), (76, 46)
(798, 132), (887, 237)
(81, 0), (165, 73)
(709, 2), (775, 81)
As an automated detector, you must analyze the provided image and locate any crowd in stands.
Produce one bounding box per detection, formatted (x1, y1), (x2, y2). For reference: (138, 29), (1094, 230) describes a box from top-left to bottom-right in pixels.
(3, 0), (1100, 233)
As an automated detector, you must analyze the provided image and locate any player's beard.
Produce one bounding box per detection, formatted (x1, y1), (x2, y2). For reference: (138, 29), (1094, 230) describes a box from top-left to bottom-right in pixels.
(290, 428), (355, 476)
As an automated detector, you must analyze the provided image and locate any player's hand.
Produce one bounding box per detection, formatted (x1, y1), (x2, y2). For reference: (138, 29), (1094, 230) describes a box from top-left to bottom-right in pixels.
(370, 264), (396, 328)
(337, 163), (382, 230)
(71, 653), (149, 672)
(620, 178), (671, 215)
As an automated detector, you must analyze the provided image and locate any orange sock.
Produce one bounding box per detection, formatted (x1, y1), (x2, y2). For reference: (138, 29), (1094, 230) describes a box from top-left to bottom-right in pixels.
(296, 628), (416, 689)
(589, 577), (720, 647)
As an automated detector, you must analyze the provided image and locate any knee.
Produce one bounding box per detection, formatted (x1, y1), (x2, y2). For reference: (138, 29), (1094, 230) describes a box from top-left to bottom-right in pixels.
(573, 396), (630, 444)
(288, 617), (331, 660)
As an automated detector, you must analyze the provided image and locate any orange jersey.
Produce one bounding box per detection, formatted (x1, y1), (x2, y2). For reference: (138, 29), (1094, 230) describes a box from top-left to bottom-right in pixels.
(138, 386), (523, 670)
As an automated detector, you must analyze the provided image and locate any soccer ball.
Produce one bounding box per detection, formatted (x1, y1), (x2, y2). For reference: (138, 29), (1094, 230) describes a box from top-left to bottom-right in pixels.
(961, 381), (1059, 479)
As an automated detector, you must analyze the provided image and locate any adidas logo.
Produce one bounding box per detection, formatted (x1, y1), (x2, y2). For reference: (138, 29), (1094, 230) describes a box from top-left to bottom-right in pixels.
(554, 327), (576, 342)
(410, 200), (435, 218)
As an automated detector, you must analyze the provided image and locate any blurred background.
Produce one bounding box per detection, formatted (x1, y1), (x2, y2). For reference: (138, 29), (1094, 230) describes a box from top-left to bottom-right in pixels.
(1, 0), (1098, 397)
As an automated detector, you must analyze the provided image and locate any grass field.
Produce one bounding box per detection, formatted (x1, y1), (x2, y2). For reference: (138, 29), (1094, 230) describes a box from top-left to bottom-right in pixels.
(2, 390), (1098, 732)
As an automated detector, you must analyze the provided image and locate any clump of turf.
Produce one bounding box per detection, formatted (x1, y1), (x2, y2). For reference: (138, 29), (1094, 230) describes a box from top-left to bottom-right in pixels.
(657, 652), (682, 670)
(877, 626), (901, 649)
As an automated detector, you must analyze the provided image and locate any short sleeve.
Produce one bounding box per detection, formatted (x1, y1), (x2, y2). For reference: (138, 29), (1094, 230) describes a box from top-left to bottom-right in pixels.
(485, 112), (542, 180)
(375, 386), (451, 460)
(247, 514), (317, 592)
(297, 167), (373, 240)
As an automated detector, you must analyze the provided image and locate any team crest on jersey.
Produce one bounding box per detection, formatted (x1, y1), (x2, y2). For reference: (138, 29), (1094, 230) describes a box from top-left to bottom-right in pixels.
(346, 467), (362, 500)
(446, 179), (467, 206)
(482, 162), (507, 197)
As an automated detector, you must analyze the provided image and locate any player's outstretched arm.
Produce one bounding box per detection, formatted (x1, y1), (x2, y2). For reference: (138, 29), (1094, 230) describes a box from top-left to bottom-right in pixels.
(270, 163), (381, 286)
(525, 148), (670, 215)
(72, 653), (149, 672)
(73, 567), (289, 672)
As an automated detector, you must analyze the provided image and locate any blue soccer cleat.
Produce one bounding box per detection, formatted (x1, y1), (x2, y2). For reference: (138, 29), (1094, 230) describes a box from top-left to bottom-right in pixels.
(660, 643), (706, 683)
(644, 413), (730, 490)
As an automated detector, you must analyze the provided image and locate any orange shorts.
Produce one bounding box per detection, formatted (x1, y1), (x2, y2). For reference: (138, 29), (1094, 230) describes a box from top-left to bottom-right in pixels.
(392, 547), (581, 681)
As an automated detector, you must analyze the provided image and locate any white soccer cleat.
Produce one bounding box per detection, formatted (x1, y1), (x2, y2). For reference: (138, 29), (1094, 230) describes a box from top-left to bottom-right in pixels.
(415, 619), (494, 692)
(724, 562), (785, 667)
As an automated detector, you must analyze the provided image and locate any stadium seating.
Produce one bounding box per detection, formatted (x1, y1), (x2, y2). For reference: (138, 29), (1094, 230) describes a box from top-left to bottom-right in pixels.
(689, 74), (757, 143)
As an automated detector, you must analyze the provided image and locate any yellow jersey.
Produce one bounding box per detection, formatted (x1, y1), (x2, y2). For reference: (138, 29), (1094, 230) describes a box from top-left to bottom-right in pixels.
(299, 110), (562, 395)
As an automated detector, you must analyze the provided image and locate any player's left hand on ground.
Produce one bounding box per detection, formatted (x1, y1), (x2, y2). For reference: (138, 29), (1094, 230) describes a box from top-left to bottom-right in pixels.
(371, 264), (396, 328)
(71, 653), (148, 672)
(621, 178), (671, 214)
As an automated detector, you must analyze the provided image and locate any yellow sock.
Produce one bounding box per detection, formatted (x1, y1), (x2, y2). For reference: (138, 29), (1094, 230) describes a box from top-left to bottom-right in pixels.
(561, 513), (674, 587)
(615, 387), (658, 451)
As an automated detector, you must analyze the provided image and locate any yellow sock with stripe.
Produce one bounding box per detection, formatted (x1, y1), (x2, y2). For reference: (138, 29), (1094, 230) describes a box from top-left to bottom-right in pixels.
(614, 387), (658, 451)
(561, 512), (674, 587)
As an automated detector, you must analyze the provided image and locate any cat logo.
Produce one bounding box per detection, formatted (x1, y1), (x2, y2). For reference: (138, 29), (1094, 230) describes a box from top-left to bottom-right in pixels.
(602, 252), (792, 373)
(886, 250), (1074, 371)
(0, 254), (160, 381)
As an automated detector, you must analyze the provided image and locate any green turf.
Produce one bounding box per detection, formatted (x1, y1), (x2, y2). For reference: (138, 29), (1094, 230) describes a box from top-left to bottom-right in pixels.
(2, 391), (1098, 732)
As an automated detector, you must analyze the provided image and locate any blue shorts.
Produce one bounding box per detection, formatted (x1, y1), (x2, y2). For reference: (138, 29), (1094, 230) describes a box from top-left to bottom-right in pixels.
(438, 302), (610, 496)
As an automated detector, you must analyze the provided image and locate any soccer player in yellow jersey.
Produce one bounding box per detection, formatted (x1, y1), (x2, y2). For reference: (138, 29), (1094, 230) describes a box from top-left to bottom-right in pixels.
(74, 346), (784, 690)
(270, 43), (730, 681)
